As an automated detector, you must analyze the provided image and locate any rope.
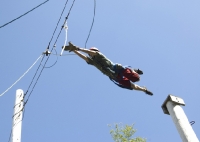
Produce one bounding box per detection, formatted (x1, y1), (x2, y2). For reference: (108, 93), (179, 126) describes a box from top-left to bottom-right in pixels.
(6, 1), (76, 141)
(47, 0), (69, 48)
(0, 55), (43, 97)
(8, 103), (25, 142)
(0, 0), (49, 29)
(85, 0), (96, 48)
(53, 0), (76, 46)
(24, 0), (76, 104)
(52, 53), (76, 56)
(25, 55), (45, 95)
(60, 22), (68, 56)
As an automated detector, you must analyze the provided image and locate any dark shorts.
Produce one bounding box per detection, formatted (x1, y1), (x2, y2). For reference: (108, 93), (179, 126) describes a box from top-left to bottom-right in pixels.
(117, 68), (140, 88)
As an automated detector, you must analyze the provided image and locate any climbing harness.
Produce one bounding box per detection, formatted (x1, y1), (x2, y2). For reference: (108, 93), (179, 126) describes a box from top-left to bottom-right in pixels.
(109, 65), (135, 90)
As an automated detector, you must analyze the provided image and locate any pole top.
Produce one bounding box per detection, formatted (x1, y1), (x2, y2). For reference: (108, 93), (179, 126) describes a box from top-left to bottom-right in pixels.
(161, 94), (185, 115)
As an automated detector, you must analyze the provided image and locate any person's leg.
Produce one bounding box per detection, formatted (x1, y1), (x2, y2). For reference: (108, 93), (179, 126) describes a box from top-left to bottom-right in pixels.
(131, 83), (153, 95)
(130, 83), (146, 92)
(117, 77), (145, 92)
(116, 74), (153, 95)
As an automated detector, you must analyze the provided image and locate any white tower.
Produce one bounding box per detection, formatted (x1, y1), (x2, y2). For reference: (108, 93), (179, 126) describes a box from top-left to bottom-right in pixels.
(12, 89), (24, 142)
(162, 95), (199, 142)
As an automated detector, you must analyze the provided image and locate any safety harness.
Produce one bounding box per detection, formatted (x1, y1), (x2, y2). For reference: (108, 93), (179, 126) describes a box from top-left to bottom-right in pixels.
(109, 65), (134, 90)
(88, 53), (134, 90)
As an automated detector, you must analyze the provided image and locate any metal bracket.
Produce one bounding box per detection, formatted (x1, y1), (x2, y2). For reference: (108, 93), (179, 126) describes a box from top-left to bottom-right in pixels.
(161, 94), (185, 115)
(43, 50), (51, 56)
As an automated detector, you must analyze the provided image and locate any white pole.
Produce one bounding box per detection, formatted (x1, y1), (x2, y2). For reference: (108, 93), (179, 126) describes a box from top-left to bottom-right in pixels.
(162, 95), (199, 142)
(12, 89), (24, 142)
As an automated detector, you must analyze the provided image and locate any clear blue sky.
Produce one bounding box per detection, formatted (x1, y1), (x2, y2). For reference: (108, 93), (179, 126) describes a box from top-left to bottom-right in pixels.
(1, 0), (200, 141)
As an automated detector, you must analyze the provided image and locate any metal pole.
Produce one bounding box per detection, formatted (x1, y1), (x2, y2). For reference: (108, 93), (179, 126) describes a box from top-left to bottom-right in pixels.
(12, 89), (24, 142)
(162, 95), (199, 142)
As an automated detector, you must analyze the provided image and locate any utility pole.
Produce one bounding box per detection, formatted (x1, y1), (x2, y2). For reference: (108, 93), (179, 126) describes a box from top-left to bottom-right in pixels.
(162, 95), (199, 142)
(12, 89), (24, 142)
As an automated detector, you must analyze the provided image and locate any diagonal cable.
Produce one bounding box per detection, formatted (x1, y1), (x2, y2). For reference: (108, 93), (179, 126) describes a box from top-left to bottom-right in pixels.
(24, 0), (76, 105)
(0, 0), (49, 29)
(0, 55), (43, 97)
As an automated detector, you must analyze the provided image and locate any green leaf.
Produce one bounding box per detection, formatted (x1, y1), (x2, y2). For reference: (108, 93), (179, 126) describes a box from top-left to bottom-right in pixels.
(109, 123), (146, 142)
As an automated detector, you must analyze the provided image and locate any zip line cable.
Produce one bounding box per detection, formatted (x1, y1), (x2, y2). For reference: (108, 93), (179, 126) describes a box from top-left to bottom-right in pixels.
(40, 47), (59, 68)
(47, 0), (69, 48)
(24, 0), (71, 98)
(61, 0), (94, 55)
(6, 0), (94, 140)
(43, 48), (58, 68)
(0, 55), (43, 97)
(8, 104), (26, 142)
(2, 0), (94, 98)
(85, 0), (96, 48)
(24, 55), (45, 95)
(53, 0), (76, 46)
(7, 54), (44, 141)
(52, 53), (76, 56)
(0, 0), (49, 29)
(6, 1), (77, 141)
(24, 0), (76, 105)
(60, 0), (75, 56)
(9, 99), (27, 142)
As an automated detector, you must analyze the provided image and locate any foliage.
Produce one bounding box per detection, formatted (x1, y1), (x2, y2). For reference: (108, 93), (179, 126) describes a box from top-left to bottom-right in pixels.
(109, 123), (146, 142)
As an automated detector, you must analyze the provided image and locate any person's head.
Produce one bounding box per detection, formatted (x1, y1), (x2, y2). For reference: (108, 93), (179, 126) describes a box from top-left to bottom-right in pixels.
(88, 47), (99, 58)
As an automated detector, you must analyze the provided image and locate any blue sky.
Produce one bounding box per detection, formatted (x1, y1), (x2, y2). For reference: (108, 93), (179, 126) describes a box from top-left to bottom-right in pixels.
(1, 0), (200, 141)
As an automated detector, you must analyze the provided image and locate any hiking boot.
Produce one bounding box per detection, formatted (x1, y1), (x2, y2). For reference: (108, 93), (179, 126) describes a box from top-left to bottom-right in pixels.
(62, 42), (78, 52)
(134, 69), (143, 75)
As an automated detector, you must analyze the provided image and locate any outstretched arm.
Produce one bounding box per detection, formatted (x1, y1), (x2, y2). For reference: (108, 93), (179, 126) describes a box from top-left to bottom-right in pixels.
(73, 50), (89, 62)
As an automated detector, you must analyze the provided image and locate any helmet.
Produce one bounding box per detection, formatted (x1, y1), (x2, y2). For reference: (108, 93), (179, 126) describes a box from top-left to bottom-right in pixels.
(89, 47), (99, 52)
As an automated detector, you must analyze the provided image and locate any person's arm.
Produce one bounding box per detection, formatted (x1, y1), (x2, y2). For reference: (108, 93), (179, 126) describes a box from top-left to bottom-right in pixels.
(73, 50), (89, 62)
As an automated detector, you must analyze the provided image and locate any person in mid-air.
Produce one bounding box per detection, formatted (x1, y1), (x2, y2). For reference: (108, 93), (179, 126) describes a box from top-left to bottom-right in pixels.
(63, 42), (153, 96)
